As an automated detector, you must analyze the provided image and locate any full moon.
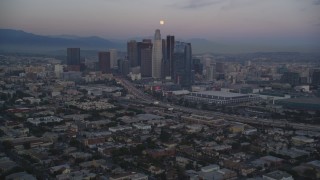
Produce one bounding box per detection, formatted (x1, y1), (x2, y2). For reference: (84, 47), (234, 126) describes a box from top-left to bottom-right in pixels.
(160, 20), (164, 25)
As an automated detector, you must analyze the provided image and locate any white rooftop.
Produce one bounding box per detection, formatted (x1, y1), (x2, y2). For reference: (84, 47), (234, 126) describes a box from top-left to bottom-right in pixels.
(307, 160), (320, 168)
(136, 114), (163, 121)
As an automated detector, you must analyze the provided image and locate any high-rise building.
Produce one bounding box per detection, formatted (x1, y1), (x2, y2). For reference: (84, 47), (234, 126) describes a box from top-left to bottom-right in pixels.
(98, 52), (111, 73)
(193, 58), (203, 75)
(311, 69), (320, 85)
(166, 35), (175, 79)
(216, 62), (225, 80)
(161, 39), (166, 79)
(54, 64), (64, 78)
(281, 72), (300, 86)
(139, 41), (153, 77)
(152, 29), (163, 79)
(277, 65), (288, 74)
(216, 62), (224, 73)
(109, 49), (118, 69)
(127, 40), (138, 67)
(118, 58), (130, 76)
(206, 62), (215, 81)
(138, 39), (152, 65)
(173, 41), (193, 87)
(67, 48), (80, 71)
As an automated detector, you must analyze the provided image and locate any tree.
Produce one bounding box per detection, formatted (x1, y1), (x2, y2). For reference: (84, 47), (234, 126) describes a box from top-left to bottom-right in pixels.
(232, 142), (241, 150)
(2, 140), (13, 150)
(303, 169), (317, 179)
(112, 147), (129, 157)
(176, 166), (186, 180)
(146, 137), (157, 148)
(160, 129), (171, 142)
(0, 93), (8, 101)
(130, 144), (145, 156)
(0, 166), (24, 179)
(23, 142), (31, 149)
(0, 129), (5, 137)
(185, 162), (194, 170)
(69, 138), (80, 147)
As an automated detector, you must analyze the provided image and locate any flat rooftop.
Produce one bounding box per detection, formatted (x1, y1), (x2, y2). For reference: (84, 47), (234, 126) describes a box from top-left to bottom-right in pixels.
(264, 170), (292, 179)
(136, 113), (163, 120)
(307, 160), (320, 168)
(191, 91), (249, 98)
(279, 97), (320, 105)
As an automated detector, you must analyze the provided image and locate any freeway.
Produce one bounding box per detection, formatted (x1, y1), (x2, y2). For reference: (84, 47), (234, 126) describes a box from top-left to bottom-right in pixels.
(115, 77), (320, 132)
(115, 77), (155, 103)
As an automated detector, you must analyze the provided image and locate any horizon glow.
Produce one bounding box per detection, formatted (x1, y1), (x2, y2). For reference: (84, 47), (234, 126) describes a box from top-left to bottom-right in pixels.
(0, 0), (319, 46)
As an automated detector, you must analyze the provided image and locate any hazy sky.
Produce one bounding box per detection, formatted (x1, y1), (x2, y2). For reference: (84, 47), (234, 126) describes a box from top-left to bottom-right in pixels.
(1, 0), (320, 43)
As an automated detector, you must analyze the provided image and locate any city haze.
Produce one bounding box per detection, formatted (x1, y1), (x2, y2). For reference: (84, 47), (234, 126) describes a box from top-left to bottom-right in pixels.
(1, 0), (320, 52)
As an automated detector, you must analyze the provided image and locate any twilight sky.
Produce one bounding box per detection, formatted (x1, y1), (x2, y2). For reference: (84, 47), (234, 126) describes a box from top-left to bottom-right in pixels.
(1, 0), (320, 47)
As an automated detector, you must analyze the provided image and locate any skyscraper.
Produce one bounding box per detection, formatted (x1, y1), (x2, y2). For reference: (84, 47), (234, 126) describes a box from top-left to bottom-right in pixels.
(67, 48), (80, 71)
(173, 41), (193, 87)
(193, 58), (203, 75)
(118, 58), (130, 76)
(137, 39), (152, 66)
(152, 29), (163, 79)
(281, 72), (300, 86)
(206, 62), (215, 81)
(98, 52), (111, 73)
(109, 49), (118, 69)
(127, 40), (138, 67)
(54, 64), (64, 78)
(216, 62), (225, 80)
(311, 69), (320, 85)
(138, 40), (153, 77)
(166, 35), (175, 79)
(162, 39), (167, 79)
(216, 62), (224, 73)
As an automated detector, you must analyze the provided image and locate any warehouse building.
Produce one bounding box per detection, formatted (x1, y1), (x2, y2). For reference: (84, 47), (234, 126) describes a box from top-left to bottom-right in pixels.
(185, 91), (259, 105)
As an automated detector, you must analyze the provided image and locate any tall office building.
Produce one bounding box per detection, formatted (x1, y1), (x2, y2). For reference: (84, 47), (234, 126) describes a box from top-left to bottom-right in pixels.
(281, 72), (300, 86)
(138, 40), (153, 77)
(127, 40), (138, 67)
(166, 35), (175, 79)
(98, 52), (111, 73)
(152, 29), (163, 79)
(118, 59), (130, 76)
(67, 48), (80, 71)
(311, 69), (320, 85)
(216, 62), (225, 80)
(173, 41), (193, 87)
(206, 62), (215, 81)
(193, 58), (203, 75)
(54, 64), (64, 78)
(216, 62), (224, 73)
(161, 39), (166, 79)
(109, 49), (118, 69)
(138, 39), (152, 65)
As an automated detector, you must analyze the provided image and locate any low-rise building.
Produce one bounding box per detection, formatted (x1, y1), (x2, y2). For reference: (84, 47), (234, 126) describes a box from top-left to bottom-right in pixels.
(262, 170), (293, 180)
(5, 171), (37, 180)
(292, 136), (315, 145)
(109, 126), (133, 132)
(201, 164), (220, 172)
(132, 123), (152, 130)
(185, 91), (259, 105)
(27, 116), (63, 126)
(49, 164), (71, 175)
(109, 172), (148, 180)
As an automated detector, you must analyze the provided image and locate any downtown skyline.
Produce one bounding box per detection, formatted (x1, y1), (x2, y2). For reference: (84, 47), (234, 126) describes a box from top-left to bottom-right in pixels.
(1, 0), (320, 52)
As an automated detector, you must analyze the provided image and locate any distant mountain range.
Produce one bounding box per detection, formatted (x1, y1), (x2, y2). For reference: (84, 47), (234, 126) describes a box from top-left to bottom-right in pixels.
(0, 29), (125, 53)
(0, 29), (318, 54)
